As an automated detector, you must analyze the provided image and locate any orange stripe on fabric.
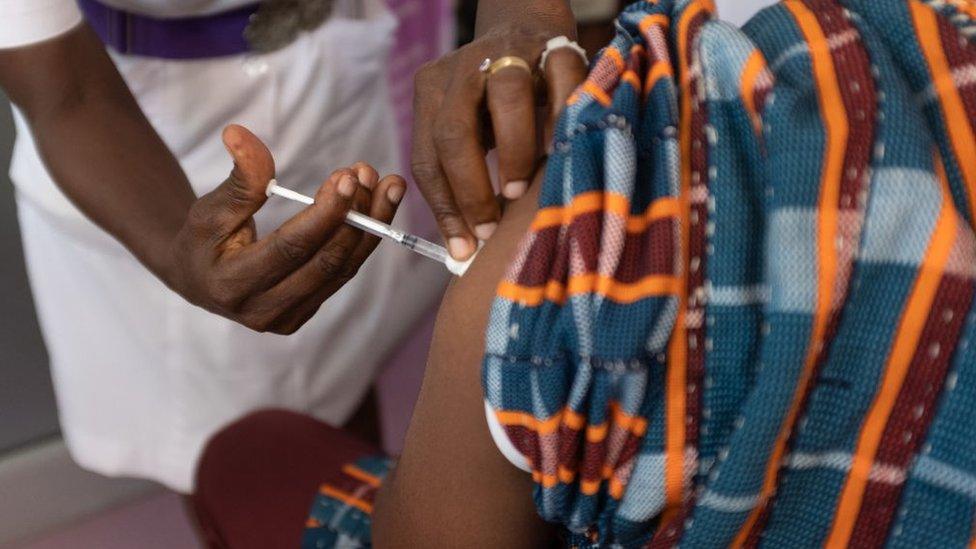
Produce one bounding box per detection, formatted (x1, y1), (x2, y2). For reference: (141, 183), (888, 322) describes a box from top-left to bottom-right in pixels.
(495, 406), (647, 437)
(639, 13), (671, 34)
(530, 192), (680, 232)
(611, 402), (650, 436)
(587, 422), (609, 442)
(564, 461), (646, 497)
(581, 479), (601, 495)
(533, 470), (602, 493)
(563, 408), (586, 429)
(495, 408), (564, 435)
(627, 199), (682, 231)
(911, 1), (976, 224)
(666, 0), (708, 513)
(532, 470), (555, 487)
(646, 61), (675, 97)
(590, 274), (680, 303)
(610, 477), (626, 499)
(733, 2), (848, 545)
(319, 485), (373, 514)
(526, 410), (653, 501)
(534, 470), (608, 495)
(494, 407), (585, 436)
(582, 81), (614, 107)
(559, 465), (576, 483)
(497, 274), (679, 307)
(341, 464), (382, 488)
(945, 0), (976, 20)
(605, 46), (625, 72)
(740, 50), (768, 134)
(825, 161), (957, 547)
(497, 279), (567, 307)
(623, 70), (642, 91)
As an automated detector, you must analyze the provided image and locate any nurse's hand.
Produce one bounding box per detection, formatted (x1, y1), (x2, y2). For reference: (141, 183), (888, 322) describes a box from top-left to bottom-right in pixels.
(167, 125), (405, 335)
(411, 0), (587, 261)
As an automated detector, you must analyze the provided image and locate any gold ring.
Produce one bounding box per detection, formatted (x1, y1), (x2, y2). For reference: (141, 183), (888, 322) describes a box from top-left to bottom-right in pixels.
(481, 56), (533, 78)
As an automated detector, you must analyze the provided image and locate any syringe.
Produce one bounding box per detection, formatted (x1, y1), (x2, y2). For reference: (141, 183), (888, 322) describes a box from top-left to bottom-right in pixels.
(265, 180), (477, 276)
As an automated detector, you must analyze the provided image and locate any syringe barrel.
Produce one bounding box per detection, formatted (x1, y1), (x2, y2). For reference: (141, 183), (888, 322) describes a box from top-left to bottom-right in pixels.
(344, 210), (403, 241)
(401, 234), (449, 264)
(266, 180), (451, 268)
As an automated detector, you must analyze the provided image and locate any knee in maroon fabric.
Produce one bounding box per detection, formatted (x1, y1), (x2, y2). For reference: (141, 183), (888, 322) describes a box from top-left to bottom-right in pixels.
(191, 409), (378, 549)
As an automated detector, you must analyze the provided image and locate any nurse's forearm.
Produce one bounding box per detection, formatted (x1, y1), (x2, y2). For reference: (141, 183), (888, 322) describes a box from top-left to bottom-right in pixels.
(0, 25), (195, 281)
(0, 25), (404, 335)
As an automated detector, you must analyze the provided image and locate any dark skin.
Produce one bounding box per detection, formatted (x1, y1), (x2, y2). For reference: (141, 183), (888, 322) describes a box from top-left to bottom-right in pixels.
(373, 48), (588, 546)
(0, 25), (406, 334)
(411, 0), (580, 260)
(373, 169), (548, 548)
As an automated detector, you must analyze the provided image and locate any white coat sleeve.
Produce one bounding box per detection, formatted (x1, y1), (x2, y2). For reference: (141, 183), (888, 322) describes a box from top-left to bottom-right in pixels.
(0, 0), (83, 50)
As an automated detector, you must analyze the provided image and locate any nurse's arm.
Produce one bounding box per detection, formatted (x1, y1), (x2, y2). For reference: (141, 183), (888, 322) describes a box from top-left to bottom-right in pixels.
(372, 170), (555, 548)
(0, 25), (196, 275)
(0, 25), (404, 334)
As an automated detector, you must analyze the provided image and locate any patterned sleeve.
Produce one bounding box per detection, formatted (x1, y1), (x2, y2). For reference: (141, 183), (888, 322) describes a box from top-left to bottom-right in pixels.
(484, 0), (976, 547)
(483, 2), (692, 539)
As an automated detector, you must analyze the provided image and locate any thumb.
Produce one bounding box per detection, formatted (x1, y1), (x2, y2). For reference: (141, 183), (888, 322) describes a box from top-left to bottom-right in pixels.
(202, 124), (277, 233)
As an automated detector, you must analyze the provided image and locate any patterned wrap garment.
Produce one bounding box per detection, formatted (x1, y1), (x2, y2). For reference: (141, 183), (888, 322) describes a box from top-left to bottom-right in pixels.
(306, 0), (976, 546)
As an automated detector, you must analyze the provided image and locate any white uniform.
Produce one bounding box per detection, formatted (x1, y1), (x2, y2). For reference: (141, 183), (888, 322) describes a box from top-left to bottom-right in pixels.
(1, 0), (447, 492)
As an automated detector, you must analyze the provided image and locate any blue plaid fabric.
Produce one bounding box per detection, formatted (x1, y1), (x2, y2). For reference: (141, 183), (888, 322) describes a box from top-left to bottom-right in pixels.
(484, 0), (976, 547)
(302, 455), (393, 549)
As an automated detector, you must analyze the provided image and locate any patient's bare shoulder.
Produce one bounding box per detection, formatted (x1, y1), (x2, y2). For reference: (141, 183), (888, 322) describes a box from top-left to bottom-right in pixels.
(373, 173), (553, 548)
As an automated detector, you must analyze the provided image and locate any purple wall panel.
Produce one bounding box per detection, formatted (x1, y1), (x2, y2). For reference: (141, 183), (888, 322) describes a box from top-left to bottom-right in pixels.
(377, 0), (452, 454)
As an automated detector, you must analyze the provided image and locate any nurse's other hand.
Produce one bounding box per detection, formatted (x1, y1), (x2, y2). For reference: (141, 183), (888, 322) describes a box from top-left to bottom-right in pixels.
(167, 125), (405, 335)
(411, 5), (586, 261)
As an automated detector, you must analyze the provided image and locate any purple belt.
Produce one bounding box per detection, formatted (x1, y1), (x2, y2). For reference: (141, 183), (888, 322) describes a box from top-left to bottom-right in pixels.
(77, 0), (259, 60)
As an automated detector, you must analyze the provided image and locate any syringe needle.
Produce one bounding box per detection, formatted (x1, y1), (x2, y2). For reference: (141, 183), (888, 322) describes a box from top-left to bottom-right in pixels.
(265, 180), (468, 273)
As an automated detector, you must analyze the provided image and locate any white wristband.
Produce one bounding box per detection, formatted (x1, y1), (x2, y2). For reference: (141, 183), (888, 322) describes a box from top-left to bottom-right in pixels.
(539, 35), (589, 72)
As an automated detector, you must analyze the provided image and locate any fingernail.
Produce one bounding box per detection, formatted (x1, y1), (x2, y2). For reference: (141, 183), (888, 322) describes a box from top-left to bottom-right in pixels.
(475, 222), (498, 241)
(357, 166), (376, 189)
(448, 237), (474, 260)
(503, 180), (528, 199)
(387, 185), (405, 205)
(337, 175), (356, 198)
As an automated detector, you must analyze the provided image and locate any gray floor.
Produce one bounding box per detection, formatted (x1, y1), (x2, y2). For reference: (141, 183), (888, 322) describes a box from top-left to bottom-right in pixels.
(0, 95), (60, 454)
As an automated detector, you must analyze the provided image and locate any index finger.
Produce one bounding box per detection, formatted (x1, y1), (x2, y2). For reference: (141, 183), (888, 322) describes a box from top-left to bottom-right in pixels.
(486, 63), (538, 202)
(228, 169), (358, 290)
(412, 66), (479, 260)
(434, 71), (501, 244)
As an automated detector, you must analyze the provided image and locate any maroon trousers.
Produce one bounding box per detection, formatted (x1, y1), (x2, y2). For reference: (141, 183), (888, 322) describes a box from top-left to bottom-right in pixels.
(191, 409), (378, 549)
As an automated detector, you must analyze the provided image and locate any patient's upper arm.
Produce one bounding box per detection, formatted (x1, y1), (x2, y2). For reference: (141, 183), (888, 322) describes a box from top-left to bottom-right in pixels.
(373, 171), (554, 548)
